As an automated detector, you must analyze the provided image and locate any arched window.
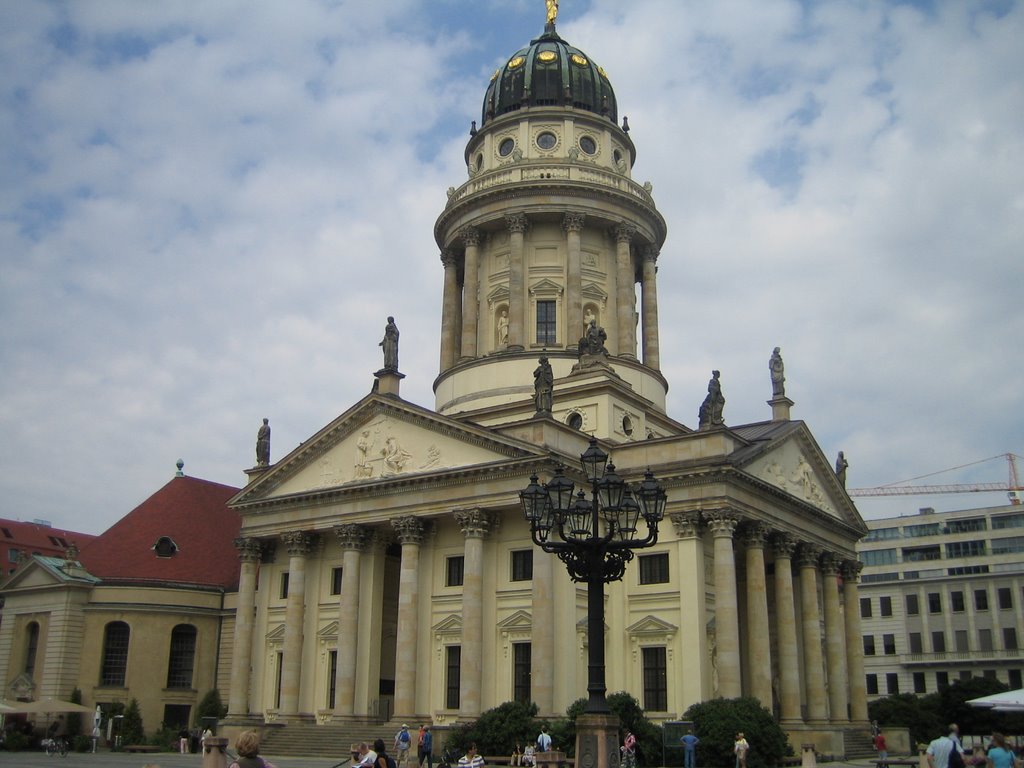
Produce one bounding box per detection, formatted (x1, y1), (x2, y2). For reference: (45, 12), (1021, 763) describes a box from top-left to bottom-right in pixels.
(100, 621), (130, 687)
(166, 624), (197, 689)
(24, 621), (39, 675)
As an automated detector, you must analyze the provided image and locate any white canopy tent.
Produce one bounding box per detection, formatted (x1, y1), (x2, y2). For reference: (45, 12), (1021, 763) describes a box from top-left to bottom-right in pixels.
(967, 688), (1024, 712)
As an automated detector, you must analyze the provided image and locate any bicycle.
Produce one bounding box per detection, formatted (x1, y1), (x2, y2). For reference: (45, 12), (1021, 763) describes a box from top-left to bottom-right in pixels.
(43, 735), (69, 757)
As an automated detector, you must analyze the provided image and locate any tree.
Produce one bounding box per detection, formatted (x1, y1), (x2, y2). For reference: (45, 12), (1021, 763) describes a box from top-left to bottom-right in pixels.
(67, 687), (84, 736)
(121, 698), (145, 745)
(195, 689), (228, 724)
(549, 692), (663, 761)
(868, 692), (943, 746)
(684, 697), (791, 768)
(447, 700), (539, 756)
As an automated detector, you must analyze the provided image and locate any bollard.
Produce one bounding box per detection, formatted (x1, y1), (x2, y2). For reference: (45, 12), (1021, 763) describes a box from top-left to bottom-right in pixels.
(203, 736), (229, 768)
(801, 743), (818, 768)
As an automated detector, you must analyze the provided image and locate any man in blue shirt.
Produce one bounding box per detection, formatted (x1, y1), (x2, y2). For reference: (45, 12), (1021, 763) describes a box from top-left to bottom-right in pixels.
(681, 730), (700, 768)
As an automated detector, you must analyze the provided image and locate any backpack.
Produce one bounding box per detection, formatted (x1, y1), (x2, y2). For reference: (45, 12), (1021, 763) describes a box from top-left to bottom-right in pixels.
(948, 748), (965, 768)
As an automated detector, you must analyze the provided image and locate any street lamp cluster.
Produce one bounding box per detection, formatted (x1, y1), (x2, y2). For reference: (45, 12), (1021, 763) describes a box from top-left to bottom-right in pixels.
(519, 438), (667, 714)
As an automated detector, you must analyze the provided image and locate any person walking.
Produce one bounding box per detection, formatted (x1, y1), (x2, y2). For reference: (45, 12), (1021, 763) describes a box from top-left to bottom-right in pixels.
(926, 726), (963, 768)
(985, 733), (1016, 768)
(734, 733), (750, 768)
(875, 731), (888, 762)
(681, 729), (700, 768)
(395, 724), (412, 768)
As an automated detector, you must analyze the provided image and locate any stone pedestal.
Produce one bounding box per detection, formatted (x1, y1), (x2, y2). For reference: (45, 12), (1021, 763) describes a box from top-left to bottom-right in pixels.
(202, 736), (229, 768)
(375, 369), (405, 397)
(243, 465), (272, 485)
(801, 743), (818, 768)
(769, 396), (794, 421)
(536, 749), (569, 768)
(575, 713), (621, 768)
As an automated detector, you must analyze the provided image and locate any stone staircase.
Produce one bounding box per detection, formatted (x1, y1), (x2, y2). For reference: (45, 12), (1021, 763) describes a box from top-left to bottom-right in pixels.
(845, 728), (879, 761)
(260, 721), (400, 759)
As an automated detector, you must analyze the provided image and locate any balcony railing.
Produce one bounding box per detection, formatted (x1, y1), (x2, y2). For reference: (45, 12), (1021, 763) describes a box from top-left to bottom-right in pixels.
(903, 649), (1023, 665)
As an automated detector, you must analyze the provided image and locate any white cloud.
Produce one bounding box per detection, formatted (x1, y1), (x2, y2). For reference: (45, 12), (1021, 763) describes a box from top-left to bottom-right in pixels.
(1, 0), (1021, 532)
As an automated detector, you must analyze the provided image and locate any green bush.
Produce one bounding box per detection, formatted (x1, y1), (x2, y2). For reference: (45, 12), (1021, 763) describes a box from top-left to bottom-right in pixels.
(447, 700), (539, 755)
(73, 734), (93, 753)
(121, 698), (145, 745)
(68, 687), (84, 736)
(868, 692), (942, 746)
(548, 692), (662, 761)
(149, 725), (178, 750)
(196, 689), (227, 723)
(2, 730), (29, 751)
(684, 697), (791, 768)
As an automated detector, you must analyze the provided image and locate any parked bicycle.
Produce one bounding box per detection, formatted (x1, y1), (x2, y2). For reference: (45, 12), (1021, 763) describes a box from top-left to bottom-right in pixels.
(42, 735), (69, 757)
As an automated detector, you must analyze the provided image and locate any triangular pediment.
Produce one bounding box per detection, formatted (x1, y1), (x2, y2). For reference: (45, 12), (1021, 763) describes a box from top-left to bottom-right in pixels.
(233, 395), (544, 504)
(626, 615), (677, 637)
(580, 282), (608, 303)
(497, 609), (532, 631)
(0, 555), (99, 591)
(318, 621), (339, 639)
(528, 278), (564, 295)
(739, 426), (856, 524)
(266, 624), (286, 642)
(486, 284), (509, 305)
(432, 614), (463, 635)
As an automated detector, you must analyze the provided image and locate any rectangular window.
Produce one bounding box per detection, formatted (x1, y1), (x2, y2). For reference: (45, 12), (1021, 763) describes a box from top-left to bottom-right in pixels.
(880, 596), (893, 616)
(992, 513), (1024, 530)
(991, 536), (1024, 555)
(909, 632), (923, 654)
(860, 598), (872, 618)
(905, 522), (942, 537)
(1009, 669), (1023, 689)
(328, 650), (337, 709)
(166, 626), (197, 689)
(975, 589), (989, 610)
(536, 300), (557, 345)
(1003, 628), (1018, 650)
(886, 672), (900, 694)
(902, 545), (942, 562)
(979, 628), (993, 652)
(446, 556), (465, 587)
(513, 642), (532, 703)
(928, 592), (942, 614)
(330, 567), (343, 596)
(275, 652), (283, 708)
(863, 635), (876, 655)
(445, 646), (461, 710)
(162, 704), (191, 730)
(951, 591), (965, 612)
(7, 548), (19, 563)
(955, 630), (969, 652)
(913, 672), (926, 693)
(101, 623), (130, 687)
(960, 670), (972, 681)
(932, 631), (946, 653)
(883, 634), (896, 655)
(864, 527), (901, 541)
(866, 674), (878, 695)
(946, 540), (986, 558)
(642, 647), (668, 711)
(906, 594), (920, 615)
(280, 572), (289, 600)
(983, 669), (997, 680)
(997, 587), (1012, 609)
(511, 550), (533, 582)
(947, 517), (987, 533)
(862, 549), (897, 566)
(936, 671), (949, 689)
(639, 553), (670, 585)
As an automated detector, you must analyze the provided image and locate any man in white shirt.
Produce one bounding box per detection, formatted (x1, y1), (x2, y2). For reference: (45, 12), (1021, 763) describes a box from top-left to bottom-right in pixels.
(354, 742), (378, 768)
(537, 727), (552, 753)
(926, 729), (961, 768)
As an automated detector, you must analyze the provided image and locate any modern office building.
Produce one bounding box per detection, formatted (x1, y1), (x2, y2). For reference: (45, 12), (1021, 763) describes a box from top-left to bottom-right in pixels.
(858, 503), (1024, 698)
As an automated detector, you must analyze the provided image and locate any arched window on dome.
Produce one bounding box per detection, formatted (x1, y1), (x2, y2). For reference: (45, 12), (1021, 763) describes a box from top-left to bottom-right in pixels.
(166, 624), (197, 689)
(100, 621), (130, 687)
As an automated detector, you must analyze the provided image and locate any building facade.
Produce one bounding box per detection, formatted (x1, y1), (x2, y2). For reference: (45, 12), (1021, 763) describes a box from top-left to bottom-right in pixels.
(858, 504), (1024, 698)
(222, 12), (870, 755)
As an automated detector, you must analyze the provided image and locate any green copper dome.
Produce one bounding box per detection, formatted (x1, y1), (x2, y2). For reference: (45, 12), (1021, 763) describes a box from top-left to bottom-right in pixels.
(481, 25), (618, 127)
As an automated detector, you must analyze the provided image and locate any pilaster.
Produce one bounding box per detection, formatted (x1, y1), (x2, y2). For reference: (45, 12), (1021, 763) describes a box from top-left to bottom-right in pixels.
(506, 213), (528, 351)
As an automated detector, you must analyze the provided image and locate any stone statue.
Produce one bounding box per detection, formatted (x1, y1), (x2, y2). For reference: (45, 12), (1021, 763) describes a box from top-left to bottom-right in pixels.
(534, 356), (554, 414)
(835, 451), (849, 487)
(698, 370), (725, 428)
(769, 346), (785, 397)
(380, 316), (399, 370)
(577, 319), (608, 357)
(256, 418), (271, 466)
(497, 310), (509, 346)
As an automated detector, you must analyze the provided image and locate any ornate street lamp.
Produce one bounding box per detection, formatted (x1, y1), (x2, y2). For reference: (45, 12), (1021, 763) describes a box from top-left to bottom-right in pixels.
(519, 438), (667, 716)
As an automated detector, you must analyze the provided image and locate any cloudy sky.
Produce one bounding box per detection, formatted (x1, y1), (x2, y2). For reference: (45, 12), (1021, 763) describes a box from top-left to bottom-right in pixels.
(2, 0), (1021, 535)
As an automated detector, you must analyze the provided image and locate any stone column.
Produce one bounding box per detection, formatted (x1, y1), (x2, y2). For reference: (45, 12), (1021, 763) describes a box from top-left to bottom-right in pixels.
(842, 561), (869, 722)
(640, 245), (661, 369)
(392, 516), (427, 720)
(772, 533), (802, 723)
(821, 553), (850, 722)
(455, 508), (495, 718)
(741, 523), (772, 708)
(439, 249), (460, 371)
(797, 544), (827, 723)
(460, 227), (481, 359)
(506, 213), (528, 351)
(333, 524), (369, 716)
(532, 540), (556, 717)
(563, 213), (585, 350)
(704, 509), (741, 698)
(227, 537), (262, 717)
(280, 531), (317, 716)
(613, 223), (637, 358)
(671, 512), (708, 704)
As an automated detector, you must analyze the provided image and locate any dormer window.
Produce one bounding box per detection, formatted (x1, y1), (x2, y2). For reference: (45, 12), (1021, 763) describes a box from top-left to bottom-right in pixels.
(153, 536), (178, 558)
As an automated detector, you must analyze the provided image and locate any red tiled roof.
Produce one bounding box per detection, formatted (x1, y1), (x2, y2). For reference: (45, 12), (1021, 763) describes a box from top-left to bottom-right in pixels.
(0, 519), (96, 561)
(78, 475), (242, 589)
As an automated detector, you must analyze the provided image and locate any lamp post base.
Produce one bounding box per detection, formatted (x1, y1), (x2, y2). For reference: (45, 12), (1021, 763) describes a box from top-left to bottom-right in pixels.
(575, 713), (622, 768)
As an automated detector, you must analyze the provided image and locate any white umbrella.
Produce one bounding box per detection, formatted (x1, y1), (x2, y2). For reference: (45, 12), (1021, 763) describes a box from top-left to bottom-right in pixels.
(967, 688), (1024, 712)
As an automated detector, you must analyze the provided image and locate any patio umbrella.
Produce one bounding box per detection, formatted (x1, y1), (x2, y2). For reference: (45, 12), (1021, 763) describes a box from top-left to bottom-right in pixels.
(967, 688), (1024, 712)
(0, 698), (96, 715)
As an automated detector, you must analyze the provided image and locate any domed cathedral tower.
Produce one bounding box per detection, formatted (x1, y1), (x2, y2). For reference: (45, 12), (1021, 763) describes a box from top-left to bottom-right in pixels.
(434, 10), (673, 442)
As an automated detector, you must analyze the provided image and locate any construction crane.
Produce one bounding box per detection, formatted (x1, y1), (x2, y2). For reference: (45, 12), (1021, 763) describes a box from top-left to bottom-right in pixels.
(847, 453), (1023, 505)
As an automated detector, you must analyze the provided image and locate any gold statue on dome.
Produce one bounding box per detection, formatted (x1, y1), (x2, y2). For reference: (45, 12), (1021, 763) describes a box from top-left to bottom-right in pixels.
(546, 0), (559, 26)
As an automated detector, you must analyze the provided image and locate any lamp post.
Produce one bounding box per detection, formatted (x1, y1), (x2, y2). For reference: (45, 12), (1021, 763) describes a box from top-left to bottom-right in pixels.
(520, 437), (666, 722)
